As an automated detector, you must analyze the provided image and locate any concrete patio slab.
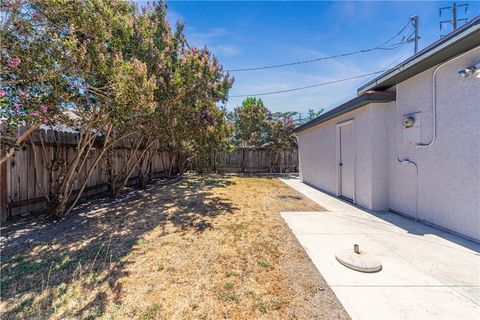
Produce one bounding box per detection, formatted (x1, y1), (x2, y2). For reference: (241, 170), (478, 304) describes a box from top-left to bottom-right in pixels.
(280, 177), (480, 320)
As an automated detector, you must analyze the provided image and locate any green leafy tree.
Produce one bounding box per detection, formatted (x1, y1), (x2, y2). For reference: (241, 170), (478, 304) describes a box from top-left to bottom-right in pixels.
(160, 45), (233, 174)
(0, 0), (68, 163)
(1, 0), (233, 215)
(229, 97), (268, 172)
(263, 112), (297, 172)
(306, 108), (324, 122)
(229, 98), (299, 173)
(1, 0), (157, 215)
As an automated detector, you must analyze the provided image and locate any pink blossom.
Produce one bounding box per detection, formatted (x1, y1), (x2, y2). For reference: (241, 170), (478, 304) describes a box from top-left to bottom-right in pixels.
(43, 118), (49, 124)
(30, 111), (40, 117)
(14, 103), (21, 110)
(164, 46), (170, 52)
(40, 105), (48, 113)
(157, 63), (163, 70)
(7, 58), (21, 68)
(0, 91), (6, 98)
(19, 91), (28, 98)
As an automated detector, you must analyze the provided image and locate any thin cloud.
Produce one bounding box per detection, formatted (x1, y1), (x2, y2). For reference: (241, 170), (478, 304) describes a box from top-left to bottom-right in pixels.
(185, 27), (241, 57)
(210, 45), (241, 56)
(188, 28), (229, 45)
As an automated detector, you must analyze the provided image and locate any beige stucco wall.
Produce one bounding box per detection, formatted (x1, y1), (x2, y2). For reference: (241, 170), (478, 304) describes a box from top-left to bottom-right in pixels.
(389, 47), (480, 240)
(298, 47), (479, 241)
(297, 102), (393, 211)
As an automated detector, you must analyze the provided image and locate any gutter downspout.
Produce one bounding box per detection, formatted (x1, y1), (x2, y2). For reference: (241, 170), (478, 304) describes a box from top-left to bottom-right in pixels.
(417, 46), (480, 148)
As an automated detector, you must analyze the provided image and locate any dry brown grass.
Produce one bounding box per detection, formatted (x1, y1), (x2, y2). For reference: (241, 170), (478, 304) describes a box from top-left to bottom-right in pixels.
(1, 174), (349, 319)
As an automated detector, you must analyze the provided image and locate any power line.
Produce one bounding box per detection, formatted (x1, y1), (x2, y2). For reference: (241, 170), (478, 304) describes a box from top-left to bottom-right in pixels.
(226, 43), (406, 73)
(440, 2), (469, 34)
(229, 70), (387, 98)
(226, 20), (412, 72)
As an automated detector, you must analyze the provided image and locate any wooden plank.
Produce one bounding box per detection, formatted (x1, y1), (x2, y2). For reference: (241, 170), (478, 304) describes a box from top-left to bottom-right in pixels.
(9, 127), (21, 217)
(18, 143), (29, 215)
(3, 126), (299, 221)
(26, 144), (36, 212)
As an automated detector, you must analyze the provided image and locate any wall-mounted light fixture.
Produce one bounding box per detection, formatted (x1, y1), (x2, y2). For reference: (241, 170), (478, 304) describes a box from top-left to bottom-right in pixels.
(402, 116), (415, 128)
(458, 63), (480, 78)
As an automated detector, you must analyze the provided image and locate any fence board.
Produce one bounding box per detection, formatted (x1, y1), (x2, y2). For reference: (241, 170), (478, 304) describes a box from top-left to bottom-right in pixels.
(192, 148), (298, 173)
(1, 128), (179, 219)
(1, 127), (298, 220)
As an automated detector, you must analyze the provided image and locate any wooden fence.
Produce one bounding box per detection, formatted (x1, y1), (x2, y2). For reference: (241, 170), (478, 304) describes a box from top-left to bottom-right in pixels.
(192, 149), (298, 173)
(0, 128), (298, 221)
(0, 128), (175, 221)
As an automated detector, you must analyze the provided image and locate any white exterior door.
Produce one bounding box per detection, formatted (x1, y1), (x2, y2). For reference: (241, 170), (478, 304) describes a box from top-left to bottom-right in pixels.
(339, 122), (354, 200)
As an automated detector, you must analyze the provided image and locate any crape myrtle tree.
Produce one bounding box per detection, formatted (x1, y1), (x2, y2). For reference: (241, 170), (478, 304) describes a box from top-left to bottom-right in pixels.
(0, 0), (67, 164)
(106, 2), (170, 197)
(1, 0), (233, 216)
(37, 0), (155, 216)
(170, 46), (233, 174)
(192, 108), (233, 173)
(127, 3), (233, 179)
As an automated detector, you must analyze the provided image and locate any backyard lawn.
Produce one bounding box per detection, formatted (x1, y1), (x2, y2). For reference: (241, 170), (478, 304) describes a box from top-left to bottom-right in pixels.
(1, 174), (349, 319)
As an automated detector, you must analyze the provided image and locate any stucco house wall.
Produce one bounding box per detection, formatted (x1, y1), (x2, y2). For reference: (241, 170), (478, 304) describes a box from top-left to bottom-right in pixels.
(297, 47), (479, 241)
(298, 103), (393, 211)
(298, 107), (369, 207)
(388, 47), (480, 240)
(369, 102), (393, 211)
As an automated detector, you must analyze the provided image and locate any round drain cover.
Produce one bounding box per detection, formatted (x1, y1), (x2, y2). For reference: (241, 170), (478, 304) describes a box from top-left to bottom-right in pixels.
(335, 244), (382, 273)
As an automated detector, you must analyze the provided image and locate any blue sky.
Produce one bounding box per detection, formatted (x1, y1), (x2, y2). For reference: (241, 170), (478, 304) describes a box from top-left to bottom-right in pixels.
(141, 1), (479, 115)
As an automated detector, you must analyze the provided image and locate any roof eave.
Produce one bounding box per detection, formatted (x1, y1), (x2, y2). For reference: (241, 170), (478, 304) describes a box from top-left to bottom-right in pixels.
(358, 16), (480, 94)
(294, 92), (395, 134)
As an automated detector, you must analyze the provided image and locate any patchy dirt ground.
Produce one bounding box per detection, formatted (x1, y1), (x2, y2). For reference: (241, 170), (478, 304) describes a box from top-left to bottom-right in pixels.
(1, 174), (349, 320)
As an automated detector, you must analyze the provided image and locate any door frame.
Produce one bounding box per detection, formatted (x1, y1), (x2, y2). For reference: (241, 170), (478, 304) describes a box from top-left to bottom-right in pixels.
(336, 119), (356, 204)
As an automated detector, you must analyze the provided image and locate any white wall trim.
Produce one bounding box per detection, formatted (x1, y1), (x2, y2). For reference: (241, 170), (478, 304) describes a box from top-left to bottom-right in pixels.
(336, 118), (356, 204)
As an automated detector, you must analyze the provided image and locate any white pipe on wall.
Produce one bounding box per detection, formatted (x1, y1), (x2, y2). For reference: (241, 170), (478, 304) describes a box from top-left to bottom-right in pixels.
(417, 46), (480, 148)
(395, 46), (479, 222)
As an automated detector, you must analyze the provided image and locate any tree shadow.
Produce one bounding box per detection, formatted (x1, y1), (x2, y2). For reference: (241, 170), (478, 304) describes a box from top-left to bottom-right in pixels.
(0, 173), (237, 319)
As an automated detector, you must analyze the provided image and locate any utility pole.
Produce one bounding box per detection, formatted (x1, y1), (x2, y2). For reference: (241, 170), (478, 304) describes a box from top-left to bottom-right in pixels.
(440, 3), (469, 35)
(409, 16), (420, 54)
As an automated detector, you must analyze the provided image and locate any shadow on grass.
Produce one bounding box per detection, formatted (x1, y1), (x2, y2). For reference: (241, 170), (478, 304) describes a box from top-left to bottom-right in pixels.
(0, 174), (237, 319)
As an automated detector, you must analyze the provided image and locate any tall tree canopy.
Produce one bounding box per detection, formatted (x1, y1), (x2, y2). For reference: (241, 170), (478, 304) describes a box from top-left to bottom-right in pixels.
(0, 0), (233, 216)
(228, 97), (297, 172)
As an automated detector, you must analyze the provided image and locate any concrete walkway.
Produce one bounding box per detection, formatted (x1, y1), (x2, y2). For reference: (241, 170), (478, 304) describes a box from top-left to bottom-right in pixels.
(280, 177), (480, 320)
